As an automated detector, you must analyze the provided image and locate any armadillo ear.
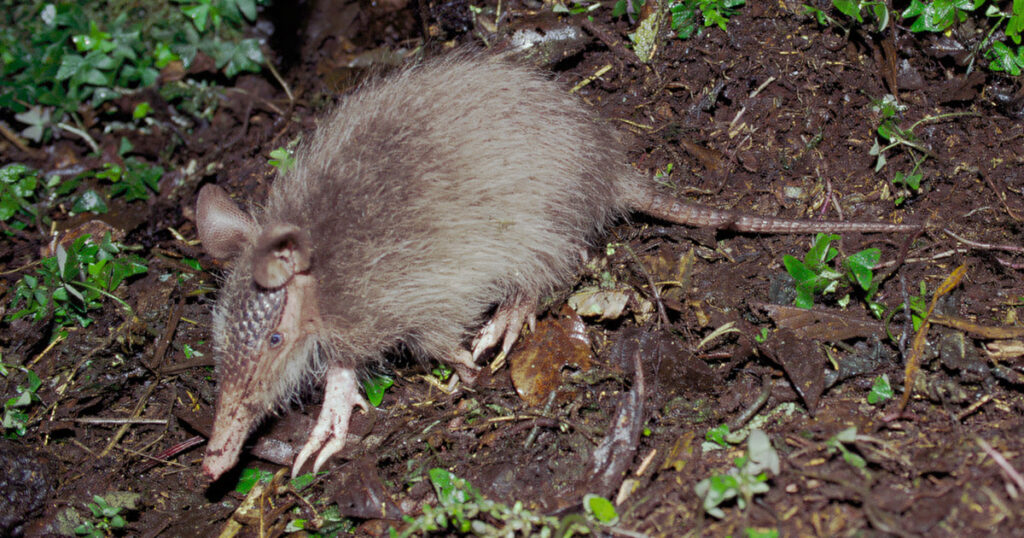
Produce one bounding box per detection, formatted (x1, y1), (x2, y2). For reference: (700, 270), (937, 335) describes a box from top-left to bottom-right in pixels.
(252, 224), (312, 288)
(196, 184), (258, 260)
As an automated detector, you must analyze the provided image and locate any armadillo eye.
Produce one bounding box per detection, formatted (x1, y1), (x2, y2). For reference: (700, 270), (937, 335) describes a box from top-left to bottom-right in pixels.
(268, 333), (283, 347)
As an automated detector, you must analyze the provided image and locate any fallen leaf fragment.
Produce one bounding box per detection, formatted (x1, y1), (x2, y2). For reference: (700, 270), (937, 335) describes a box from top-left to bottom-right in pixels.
(759, 303), (884, 341)
(508, 316), (593, 407)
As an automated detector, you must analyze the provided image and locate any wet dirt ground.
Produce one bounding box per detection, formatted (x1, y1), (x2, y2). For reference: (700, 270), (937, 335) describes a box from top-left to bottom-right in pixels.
(2, 0), (1024, 536)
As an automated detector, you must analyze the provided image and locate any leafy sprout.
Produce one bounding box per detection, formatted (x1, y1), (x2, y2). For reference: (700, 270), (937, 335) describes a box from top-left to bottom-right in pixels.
(6, 232), (148, 328)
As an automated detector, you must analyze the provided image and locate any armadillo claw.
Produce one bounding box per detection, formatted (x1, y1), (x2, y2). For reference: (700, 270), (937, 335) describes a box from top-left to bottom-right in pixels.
(291, 365), (369, 477)
(471, 293), (537, 361)
(446, 348), (480, 387)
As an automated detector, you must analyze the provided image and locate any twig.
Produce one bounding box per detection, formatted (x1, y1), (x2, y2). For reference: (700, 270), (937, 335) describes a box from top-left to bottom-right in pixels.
(56, 121), (99, 154)
(570, 64), (613, 94)
(976, 437), (1024, 496)
(0, 121), (44, 158)
(98, 381), (158, 458)
(74, 417), (167, 425)
(944, 229), (1024, 254)
(98, 297), (182, 458)
(264, 55), (294, 104)
(980, 169), (1021, 222)
(956, 394), (992, 421)
(0, 258), (40, 276)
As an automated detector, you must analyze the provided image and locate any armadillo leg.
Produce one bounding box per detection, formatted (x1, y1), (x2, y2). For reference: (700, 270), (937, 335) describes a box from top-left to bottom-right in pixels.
(471, 292), (537, 361)
(292, 365), (369, 476)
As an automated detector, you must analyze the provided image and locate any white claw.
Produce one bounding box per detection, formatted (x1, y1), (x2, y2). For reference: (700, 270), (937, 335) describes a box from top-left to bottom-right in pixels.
(472, 317), (506, 361)
(291, 365), (368, 477)
(471, 293), (537, 360)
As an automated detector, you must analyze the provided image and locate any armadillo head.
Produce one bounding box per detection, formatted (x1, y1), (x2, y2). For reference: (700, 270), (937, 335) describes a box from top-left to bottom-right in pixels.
(195, 184), (320, 480)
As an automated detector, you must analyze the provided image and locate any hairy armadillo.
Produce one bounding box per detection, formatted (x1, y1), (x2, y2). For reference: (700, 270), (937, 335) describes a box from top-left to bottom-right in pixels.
(196, 52), (915, 480)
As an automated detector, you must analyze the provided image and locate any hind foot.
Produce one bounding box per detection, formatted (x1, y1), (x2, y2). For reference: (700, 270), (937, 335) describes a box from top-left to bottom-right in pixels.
(471, 292), (537, 361)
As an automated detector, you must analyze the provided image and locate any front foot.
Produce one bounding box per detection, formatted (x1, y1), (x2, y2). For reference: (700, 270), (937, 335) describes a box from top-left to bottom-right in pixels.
(292, 365), (369, 476)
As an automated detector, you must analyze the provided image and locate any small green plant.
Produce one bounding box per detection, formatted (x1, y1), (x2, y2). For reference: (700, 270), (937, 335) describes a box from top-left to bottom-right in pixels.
(74, 495), (127, 537)
(653, 162), (674, 180)
(868, 96), (976, 205)
(182, 342), (204, 360)
(611, 0), (643, 19)
(552, 0), (602, 15)
(825, 427), (867, 469)
(431, 363), (454, 383)
(2, 1), (265, 140)
(234, 467), (275, 494)
(583, 494), (619, 525)
(905, 281), (929, 331)
(393, 469), (592, 536)
(831, 0), (890, 31)
(362, 375), (394, 407)
(706, 423), (732, 448)
(670, 0), (746, 39)
(901, 0), (991, 33)
(268, 146), (297, 173)
(867, 374), (894, 405)
(982, 0), (1024, 74)
(807, 1), (1023, 75)
(0, 164), (41, 230)
(782, 233), (883, 314)
(6, 232), (148, 327)
(868, 95), (924, 204)
(92, 158), (164, 202)
(695, 429), (779, 519)
(987, 40), (1024, 74)
(2, 363), (42, 438)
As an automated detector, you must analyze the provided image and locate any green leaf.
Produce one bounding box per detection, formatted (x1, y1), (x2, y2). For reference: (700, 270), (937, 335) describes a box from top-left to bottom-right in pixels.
(805, 233), (839, 269)
(182, 4), (211, 32)
(132, 102), (152, 120)
(833, 0), (863, 22)
(844, 248), (880, 290)
(706, 424), (731, 447)
(72, 190), (108, 214)
(56, 54), (85, 80)
(987, 42), (1024, 75)
(612, 0), (628, 17)
(871, 2), (889, 31)
(782, 255), (816, 283)
(429, 468), (456, 503)
(118, 137), (134, 156)
(804, 5), (829, 25)
(794, 280), (818, 309)
(902, 0), (926, 18)
(236, 0), (258, 20)
(583, 494), (619, 524)
(867, 374), (893, 404)
(153, 42), (180, 68)
(0, 200), (17, 221)
(289, 472), (317, 491)
(218, 38), (264, 77)
(234, 467), (274, 494)
(25, 369), (41, 393)
(362, 375), (394, 407)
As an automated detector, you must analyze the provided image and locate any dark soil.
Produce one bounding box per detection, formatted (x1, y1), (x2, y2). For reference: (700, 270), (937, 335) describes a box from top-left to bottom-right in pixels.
(2, 1), (1024, 536)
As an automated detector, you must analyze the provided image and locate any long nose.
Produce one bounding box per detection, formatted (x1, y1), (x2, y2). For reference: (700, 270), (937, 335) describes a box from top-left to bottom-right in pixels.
(202, 392), (259, 480)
